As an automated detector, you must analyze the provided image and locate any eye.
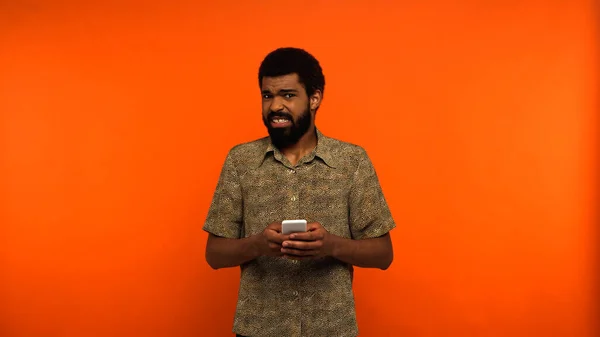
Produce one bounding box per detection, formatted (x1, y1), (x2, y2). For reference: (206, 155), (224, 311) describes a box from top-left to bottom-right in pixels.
(284, 93), (295, 98)
(262, 94), (272, 99)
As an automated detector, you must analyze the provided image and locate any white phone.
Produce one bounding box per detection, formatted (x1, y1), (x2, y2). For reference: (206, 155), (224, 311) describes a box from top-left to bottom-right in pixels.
(281, 219), (308, 235)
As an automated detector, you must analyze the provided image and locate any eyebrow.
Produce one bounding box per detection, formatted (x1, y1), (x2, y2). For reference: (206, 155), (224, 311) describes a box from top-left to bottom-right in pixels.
(261, 88), (299, 94)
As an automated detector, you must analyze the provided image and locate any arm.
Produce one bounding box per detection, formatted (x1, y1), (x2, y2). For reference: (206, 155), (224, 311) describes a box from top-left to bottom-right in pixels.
(206, 223), (289, 270)
(328, 232), (393, 270)
(344, 149), (395, 268)
(282, 223), (393, 270)
(281, 149), (395, 269)
(204, 149), (289, 270)
(206, 234), (260, 270)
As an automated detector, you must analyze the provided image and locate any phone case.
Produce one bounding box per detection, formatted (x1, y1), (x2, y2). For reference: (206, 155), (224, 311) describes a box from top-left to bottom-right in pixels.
(281, 219), (307, 234)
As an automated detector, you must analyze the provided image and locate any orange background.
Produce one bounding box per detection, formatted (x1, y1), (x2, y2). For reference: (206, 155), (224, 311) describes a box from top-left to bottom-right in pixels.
(1, 1), (597, 336)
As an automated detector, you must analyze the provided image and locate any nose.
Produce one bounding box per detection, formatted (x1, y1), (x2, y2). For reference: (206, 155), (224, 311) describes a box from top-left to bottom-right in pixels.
(269, 95), (285, 112)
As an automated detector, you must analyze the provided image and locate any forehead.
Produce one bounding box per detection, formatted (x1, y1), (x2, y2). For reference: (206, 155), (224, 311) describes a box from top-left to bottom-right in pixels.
(261, 73), (305, 92)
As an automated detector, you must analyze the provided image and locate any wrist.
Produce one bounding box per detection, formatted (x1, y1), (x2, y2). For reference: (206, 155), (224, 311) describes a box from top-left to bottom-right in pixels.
(325, 233), (340, 258)
(247, 234), (262, 259)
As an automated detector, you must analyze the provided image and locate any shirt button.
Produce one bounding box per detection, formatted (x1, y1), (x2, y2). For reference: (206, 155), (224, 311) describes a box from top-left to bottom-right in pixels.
(292, 291), (299, 296)
(291, 196), (297, 201)
(288, 169), (295, 174)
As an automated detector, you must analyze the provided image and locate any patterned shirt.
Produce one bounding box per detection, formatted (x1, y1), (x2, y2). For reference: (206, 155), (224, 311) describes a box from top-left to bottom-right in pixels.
(203, 128), (396, 337)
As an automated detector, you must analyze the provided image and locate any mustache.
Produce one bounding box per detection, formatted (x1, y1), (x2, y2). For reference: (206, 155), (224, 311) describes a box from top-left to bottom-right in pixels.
(267, 111), (293, 120)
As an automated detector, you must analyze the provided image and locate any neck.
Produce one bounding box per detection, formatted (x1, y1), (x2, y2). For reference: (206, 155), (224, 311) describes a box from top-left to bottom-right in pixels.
(278, 126), (318, 166)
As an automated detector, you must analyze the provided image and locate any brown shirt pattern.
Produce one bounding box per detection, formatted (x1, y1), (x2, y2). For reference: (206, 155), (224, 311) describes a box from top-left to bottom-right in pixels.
(203, 129), (396, 337)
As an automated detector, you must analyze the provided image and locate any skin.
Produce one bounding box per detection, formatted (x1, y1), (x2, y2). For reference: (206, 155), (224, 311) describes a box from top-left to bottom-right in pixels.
(261, 73), (319, 166)
(205, 73), (393, 270)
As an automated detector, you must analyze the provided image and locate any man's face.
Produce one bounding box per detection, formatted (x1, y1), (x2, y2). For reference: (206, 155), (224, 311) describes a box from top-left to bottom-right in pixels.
(261, 73), (317, 148)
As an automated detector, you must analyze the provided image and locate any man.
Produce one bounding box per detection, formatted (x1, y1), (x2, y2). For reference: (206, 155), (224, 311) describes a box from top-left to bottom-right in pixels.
(203, 47), (395, 337)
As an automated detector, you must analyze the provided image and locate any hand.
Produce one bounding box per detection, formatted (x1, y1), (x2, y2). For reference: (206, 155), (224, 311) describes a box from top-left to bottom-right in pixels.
(281, 222), (332, 260)
(255, 222), (290, 257)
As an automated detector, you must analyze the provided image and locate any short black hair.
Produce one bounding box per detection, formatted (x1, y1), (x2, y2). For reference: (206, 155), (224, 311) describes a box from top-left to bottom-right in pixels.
(258, 47), (325, 98)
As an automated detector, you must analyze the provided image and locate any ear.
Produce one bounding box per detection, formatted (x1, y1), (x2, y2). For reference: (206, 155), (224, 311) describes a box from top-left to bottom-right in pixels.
(309, 90), (322, 112)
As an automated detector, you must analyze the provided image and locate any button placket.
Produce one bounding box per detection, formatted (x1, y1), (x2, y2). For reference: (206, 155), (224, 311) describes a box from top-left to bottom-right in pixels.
(287, 166), (300, 216)
(294, 288), (302, 337)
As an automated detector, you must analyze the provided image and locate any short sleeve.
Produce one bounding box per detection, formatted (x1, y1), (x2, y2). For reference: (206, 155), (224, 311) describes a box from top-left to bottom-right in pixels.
(203, 149), (243, 239)
(348, 149), (396, 240)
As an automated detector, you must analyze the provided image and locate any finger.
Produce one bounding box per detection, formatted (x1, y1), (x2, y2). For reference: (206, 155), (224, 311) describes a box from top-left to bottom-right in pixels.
(289, 231), (322, 241)
(268, 222), (283, 232)
(267, 232), (290, 244)
(307, 222), (322, 231)
(281, 248), (318, 257)
(282, 240), (322, 251)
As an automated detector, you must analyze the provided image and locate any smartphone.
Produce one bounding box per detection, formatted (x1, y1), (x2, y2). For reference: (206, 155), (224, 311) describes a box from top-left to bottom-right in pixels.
(281, 219), (308, 235)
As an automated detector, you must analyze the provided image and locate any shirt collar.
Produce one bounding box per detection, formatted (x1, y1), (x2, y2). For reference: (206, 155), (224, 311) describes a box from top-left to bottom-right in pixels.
(259, 127), (337, 168)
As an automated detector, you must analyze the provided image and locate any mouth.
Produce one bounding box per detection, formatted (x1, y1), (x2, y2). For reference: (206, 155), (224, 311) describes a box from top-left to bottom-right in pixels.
(269, 116), (292, 128)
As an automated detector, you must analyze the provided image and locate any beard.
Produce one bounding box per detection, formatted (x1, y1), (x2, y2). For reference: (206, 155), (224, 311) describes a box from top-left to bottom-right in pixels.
(262, 103), (313, 149)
